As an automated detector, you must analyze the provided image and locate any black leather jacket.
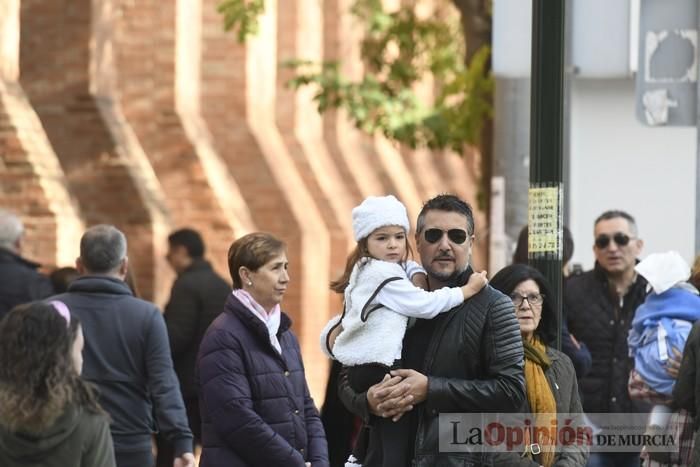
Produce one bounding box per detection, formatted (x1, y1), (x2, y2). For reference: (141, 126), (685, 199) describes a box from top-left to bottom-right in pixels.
(339, 285), (526, 466)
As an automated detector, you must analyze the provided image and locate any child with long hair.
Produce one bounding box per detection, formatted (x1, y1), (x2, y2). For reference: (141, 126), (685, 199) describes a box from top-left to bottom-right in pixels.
(321, 195), (487, 467)
(0, 301), (115, 467)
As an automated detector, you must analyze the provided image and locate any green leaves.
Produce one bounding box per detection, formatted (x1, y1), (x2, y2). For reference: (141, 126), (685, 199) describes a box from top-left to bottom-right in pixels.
(286, 1), (492, 153)
(217, 0), (265, 43)
(217, 0), (493, 153)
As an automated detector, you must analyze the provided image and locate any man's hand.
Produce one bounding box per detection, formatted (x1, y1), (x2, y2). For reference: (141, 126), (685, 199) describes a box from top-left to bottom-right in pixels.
(367, 374), (404, 416)
(667, 347), (683, 379)
(373, 369), (428, 422)
(174, 452), (196, 467)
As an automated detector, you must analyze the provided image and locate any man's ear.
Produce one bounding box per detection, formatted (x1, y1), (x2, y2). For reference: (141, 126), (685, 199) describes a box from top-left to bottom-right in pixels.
(76, 257), (87, 275)
(119, 257), (129, 279)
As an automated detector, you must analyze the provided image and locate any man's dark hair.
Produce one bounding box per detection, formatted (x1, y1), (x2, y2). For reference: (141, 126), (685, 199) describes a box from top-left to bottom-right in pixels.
(594, 210), (638, 236)
(512, 225), (574, 265)
(168, 228), (205, 258)
(416, 194), (474, 236)
(49, 267), (80, 294)
(80, 225), (127, 273)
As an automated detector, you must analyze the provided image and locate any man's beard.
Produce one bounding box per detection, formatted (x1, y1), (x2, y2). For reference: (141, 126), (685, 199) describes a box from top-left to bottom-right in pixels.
(427, 262), (472, 288)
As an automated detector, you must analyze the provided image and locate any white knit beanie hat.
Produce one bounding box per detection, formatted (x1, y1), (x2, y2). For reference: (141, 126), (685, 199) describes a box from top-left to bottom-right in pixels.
(352, 195), (410, 241)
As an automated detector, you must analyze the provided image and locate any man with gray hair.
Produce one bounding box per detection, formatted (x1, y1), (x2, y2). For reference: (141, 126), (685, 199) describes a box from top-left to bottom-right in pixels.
(0, 209), (53, 318)
(53, 224), (195, 467)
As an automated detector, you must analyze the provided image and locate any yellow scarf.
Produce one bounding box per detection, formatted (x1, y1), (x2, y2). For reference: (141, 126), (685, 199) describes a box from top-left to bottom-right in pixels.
(523, 337), (557, 467)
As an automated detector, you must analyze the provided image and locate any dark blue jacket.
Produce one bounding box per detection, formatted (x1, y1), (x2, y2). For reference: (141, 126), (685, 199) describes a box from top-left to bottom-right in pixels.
(0, 248), (53, 319)
(53, 276), (193, 458)
(197, 294), (329, 467)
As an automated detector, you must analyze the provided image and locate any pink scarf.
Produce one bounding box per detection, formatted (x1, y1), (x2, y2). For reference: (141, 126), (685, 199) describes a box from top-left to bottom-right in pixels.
(232, 289), (282, 355)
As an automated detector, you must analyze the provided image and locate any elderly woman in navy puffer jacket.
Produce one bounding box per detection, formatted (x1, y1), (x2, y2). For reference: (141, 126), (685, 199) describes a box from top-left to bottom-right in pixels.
(197, 232), (329, 467)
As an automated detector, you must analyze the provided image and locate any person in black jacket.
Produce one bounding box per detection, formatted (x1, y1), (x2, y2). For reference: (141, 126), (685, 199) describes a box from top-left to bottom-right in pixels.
(52, 224), (195, 467)
(338, 194), (525, 467)
(156, 228), (231, 467)
(566, 210), (649, 467)
(0, 209), (53, 319)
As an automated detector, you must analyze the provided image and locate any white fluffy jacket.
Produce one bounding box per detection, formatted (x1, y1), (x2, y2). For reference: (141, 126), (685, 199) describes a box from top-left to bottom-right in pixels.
(321, 258), (464, 367)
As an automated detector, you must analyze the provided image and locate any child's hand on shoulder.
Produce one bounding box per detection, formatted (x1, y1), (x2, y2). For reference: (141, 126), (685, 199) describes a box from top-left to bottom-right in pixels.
(461, 270), (488, 299)
(411, 272), (428, 290)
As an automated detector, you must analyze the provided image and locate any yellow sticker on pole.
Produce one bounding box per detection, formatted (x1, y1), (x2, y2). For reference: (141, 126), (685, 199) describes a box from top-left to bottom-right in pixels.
(528, 184), (562, 257)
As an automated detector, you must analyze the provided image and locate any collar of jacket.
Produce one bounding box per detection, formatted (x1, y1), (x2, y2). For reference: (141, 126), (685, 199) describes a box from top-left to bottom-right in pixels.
(0, 248), (41, 269)
(180, 257), (212, 276)
(67, 275), (133, 295)
(434, 265), (475, 289)
(224, 293), (292, 338)
(593, 260), (647, 290)
(545, 346), (561, 362)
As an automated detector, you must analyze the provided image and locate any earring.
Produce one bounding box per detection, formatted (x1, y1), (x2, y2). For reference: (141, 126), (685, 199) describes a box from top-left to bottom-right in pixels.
(247, 281), (253, 286)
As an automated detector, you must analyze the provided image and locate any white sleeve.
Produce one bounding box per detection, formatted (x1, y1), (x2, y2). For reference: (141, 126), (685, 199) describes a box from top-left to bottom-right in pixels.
(404, 260), (427, 279)
(375, 278), (464, 319)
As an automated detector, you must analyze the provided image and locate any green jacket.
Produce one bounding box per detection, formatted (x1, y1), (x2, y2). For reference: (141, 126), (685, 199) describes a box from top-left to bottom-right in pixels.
(0, 405), (115, 467)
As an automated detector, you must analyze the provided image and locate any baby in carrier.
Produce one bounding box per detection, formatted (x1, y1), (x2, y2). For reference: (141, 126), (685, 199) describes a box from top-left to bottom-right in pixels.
(627, 251), (700, 428)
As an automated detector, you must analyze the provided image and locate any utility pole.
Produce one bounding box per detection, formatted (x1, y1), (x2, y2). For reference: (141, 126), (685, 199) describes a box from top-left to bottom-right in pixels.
(528, 0), (565, 350)
(697, 2), (700, 254)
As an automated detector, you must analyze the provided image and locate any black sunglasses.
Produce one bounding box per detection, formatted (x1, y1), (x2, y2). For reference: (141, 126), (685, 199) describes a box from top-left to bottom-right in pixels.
(424, 228), (468, 245)
(595, 232), (633, 249)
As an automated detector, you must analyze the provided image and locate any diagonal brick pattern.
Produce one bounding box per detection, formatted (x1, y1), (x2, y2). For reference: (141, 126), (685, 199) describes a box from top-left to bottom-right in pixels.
(0, 0), (487, 401)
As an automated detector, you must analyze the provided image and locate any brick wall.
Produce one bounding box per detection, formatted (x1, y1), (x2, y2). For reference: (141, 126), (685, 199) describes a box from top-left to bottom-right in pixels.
(0, 0), (489, 402)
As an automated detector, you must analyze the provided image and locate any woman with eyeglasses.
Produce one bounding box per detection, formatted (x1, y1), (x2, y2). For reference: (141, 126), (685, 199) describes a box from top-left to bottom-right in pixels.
(490, 264), (588, 467)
